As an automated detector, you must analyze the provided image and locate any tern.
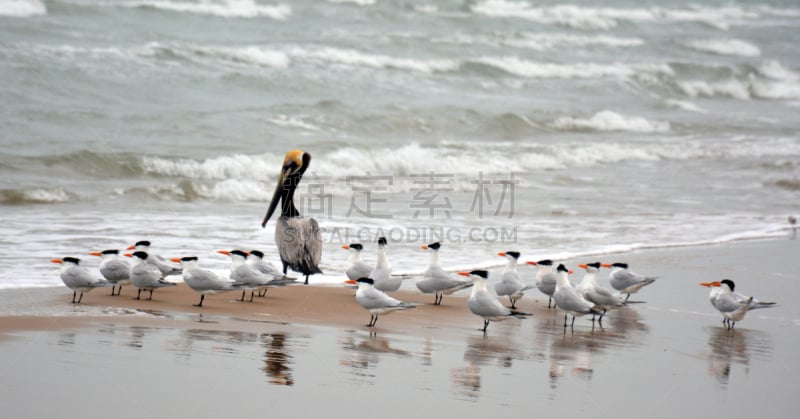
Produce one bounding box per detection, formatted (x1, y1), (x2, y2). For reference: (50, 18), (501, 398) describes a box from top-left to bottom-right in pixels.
(459, 270), (529, 332)
(50, 257), (111, 303)
(126, 240), (181, 277)
(526, 259), (557, 308)
(699, 279), (776, 330)
(261, 149), (323, 285)
(219, 249), (296, 301)
(172, 256), (246, 307)
(494, 251), (533, 309)
(354, 278), (416, 327)
(247, 249), (296, 296)
(342, 243), (372, 281)
(576, 262), (624, 320)
(416, 242), (473, 305)
(370, 237), (401, 292)
(604, 262), (657, 302)
(553, 264), (601, 328)
(89, 249), (130, 296)
(126, 251), (177, 300)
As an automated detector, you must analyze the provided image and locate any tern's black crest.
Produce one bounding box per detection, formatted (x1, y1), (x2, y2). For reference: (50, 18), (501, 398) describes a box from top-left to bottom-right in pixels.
(611, 262), (628, 269)
(249, 250), (264, 258)
(556, 264), (569, 273)
(356, 278), (374, 285)
(180, 256), (199, 262)
(588, 262), (601, 269)
(132, 251), (149, 260)
(504, 251), (520, 259)
(537, 259), (553, 266)
(348, 243), (364, 251)
(720, 279), (735, 291)
(134, 240), (151, 247)
(63, 257), (80, 264)
(470, 270), (489, 279)
(427, 242), (441, 250)
(101, 249), (119, 255)
(231, 250), (248, 258)
(378, 237), (387, 246)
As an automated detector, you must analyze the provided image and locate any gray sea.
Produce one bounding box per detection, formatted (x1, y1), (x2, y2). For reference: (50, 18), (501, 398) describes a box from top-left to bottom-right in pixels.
(1, 0), (799, 288)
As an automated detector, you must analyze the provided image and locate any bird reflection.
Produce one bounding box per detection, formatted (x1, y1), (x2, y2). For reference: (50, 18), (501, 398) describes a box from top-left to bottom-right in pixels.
(548, 331), (600, 389)
(706, 327), (772, 388)
(339, 332), (410, 384)
(262, 333), (294, 386)
(451, 335), (521, 400)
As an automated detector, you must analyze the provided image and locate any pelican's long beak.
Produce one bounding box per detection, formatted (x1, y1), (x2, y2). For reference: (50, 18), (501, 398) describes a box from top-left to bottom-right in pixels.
(89, 251), (103, 257)
(262, 150), (307, 228)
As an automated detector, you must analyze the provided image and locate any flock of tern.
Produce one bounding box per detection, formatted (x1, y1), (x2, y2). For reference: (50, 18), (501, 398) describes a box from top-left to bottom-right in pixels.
(50, 149), (777, 332)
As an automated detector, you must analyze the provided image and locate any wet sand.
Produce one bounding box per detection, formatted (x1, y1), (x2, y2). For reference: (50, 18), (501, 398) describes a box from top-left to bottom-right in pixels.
(0, 238), (798, 418)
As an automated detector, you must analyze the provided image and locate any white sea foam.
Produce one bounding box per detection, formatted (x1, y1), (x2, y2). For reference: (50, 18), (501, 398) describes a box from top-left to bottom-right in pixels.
(475, 56), (672, 79)
(119, 0), (291, 19)
(326, 0), (375, 5)
(470, 1), (760, 31)
(505, 32), (645, 50)
(757, 60), (799, 81)
(685, 38), (761, 57)
(550, 110), (670, 133)
(0, 0), (46, 16)
(664, 99), (706, 113)
(185, 45), (290, 68)
(677, 79), (751, 100)
(287, 47), (458, 74)
(140, 153), (282, 180)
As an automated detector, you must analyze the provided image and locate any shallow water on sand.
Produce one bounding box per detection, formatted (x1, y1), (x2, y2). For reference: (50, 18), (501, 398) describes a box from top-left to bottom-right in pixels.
(0, 307), (791, 418)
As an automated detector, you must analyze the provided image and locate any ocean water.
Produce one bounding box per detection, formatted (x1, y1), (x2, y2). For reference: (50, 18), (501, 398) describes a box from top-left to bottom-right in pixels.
(1, 0), (799, 288)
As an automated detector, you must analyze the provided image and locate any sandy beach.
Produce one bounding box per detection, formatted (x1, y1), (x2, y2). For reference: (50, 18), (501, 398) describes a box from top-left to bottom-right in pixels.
(0, 237), (797, 418)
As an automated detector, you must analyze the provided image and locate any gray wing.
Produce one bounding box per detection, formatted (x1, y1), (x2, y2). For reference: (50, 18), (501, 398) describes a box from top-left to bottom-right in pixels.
(714, 293), (745, 314)
(277, 217), (323, 275)
(469, 291), (511, 318)
(61, 266), (99, 288)
(186, 269), (237, 291)
(100, 259), (130, 282)
(556, 288), (595, 313)
(357, 287), (404, 310)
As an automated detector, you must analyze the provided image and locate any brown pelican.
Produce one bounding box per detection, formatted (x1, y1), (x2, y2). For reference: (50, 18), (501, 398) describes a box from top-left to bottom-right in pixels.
(261, 150), (323, 285)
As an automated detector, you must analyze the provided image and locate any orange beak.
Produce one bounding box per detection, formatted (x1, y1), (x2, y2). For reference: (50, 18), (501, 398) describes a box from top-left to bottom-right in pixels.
(123, 253), (132, 258)
(341, 245), (349, 250)
(568, 270), (574, 275)
(578, 263), (588, 270)
(601, 263), (612, 268)
(217, 250), (230, 256)
(526, 261), (537, 266)
(344, 279), (356, 285)
(50, 259), (63, 264)
(421, 245), (428, 250)
(126, 245), (135, 250)
(497, 252), (506, 257)
(170, 257), (181, 263)
(699, 282), (712, 287)
(89, 251), (103, 257)
(457, 271), (470, 277)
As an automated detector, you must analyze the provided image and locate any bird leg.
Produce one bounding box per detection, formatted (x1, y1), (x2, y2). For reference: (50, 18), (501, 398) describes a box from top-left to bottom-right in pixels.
(71, 291), (77, 304)
(239, 290), (246, 302)
(110, 286), (116, 296)
(135, 288), (142, 300)
(563, 314), (568, 327)
(570, 315), (576, 328)
(624, 293), (631, 302)
(304, 274), (309, 285)
(509, 297), (517, 309)
(194, 295), (205, 307)
(147, 289), (154, 300)
(481, 319), (490, 332)
(548, 297), (553, 309)
(249, 291), (255, 302)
